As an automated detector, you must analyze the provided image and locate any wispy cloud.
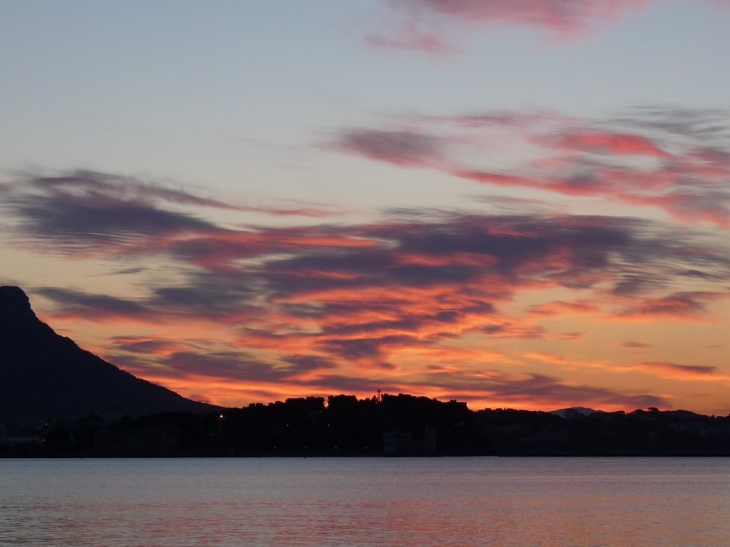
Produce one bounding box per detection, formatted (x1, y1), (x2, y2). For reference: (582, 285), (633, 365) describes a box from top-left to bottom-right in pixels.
(366, 23), (459, 55)
(611, 292), (728, 321)
(368, 0), (650, 54)
(630, 361), (723, 380)
(528, 300), (601, 316)
(368, 1), (729, 55)
(5, 169), (729, 409)
(0, 172), (336, 253)
(621, 340), (653, 349)
(331, 107), (730, 226)
(333, 129), (447, 167)
(34, 287), (154, 321)
(543, 130), (672, 159)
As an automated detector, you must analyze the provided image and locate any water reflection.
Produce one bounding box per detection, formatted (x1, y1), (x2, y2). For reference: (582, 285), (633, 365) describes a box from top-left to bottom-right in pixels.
(1, 458), (729, 546)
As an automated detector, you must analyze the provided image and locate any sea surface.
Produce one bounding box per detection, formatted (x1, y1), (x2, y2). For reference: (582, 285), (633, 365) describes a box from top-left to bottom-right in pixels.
(1, 457), (729, 546)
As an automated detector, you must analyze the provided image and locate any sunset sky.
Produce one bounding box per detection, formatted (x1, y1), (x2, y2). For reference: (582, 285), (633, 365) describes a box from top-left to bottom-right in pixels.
(2, 0), (730, 414)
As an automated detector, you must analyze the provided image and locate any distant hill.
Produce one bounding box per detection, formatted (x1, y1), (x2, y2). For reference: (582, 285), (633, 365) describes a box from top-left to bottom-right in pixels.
(551, 407), (604, 419)
(0, 286), (213, 423)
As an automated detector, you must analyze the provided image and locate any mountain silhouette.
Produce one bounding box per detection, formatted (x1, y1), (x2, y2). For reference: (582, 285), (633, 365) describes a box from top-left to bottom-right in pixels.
(0, 286), (212, 422)
(550, 407), (604, 419)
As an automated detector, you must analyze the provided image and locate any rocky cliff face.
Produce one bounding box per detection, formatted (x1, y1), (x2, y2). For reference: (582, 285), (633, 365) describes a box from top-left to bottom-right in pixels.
(0, 286), (212, 422)
(0, 286), (39, 330)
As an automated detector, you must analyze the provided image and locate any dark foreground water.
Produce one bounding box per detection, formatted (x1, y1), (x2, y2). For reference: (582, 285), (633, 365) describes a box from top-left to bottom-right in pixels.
(1, 457), (729, 546)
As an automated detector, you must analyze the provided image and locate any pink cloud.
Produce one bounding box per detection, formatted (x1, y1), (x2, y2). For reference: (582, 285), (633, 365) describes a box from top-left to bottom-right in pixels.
(400, 0), (646, 30)
(547, 130), (672, 159)
(622, 192), (730, 227)
(331, 107), (730, 226)
(371, 0), (649, 53)
(367, 1), (727, 56)
(366, 23), (458, 55)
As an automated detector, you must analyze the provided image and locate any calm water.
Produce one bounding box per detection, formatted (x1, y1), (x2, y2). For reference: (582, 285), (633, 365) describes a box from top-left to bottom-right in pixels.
(1, 457), (729, 546)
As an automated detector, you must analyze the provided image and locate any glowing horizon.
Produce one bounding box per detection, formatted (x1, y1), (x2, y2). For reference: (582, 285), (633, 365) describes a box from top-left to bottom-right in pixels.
(1, 1), (729, 414)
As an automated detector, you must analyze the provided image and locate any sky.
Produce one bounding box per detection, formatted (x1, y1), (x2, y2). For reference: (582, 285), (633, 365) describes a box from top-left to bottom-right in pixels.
(1, 0), (730, 414)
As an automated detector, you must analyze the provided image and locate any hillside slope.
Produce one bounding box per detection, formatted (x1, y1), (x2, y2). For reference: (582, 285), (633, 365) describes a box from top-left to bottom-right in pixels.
(0, 286), (212, 422)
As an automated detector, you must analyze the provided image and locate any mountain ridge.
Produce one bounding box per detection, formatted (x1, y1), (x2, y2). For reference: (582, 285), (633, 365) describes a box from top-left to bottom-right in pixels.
(0, 286), (213, 423)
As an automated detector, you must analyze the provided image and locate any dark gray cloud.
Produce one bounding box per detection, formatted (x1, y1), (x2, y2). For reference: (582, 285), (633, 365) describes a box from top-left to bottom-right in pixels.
(35, 287), (152, 320)
(1, 172), (335, 256)
(142, 350), (340, 384)
(35, 274), (265, 322)
(2, 173), (222, 253)
(481, 324), (546, 339)
(15, 195), (216, 244)
(635, 362), (718, 377)
(319, 335), (420, 359)
(149, 273), (263, 318)
(281, 354), (339, 372)
(159, 351), (290, 382)
(616, 106), (730, 140)
(333, 129), (446, 167)
(110, 337), (180, 355)
(27, 171), (240, 210)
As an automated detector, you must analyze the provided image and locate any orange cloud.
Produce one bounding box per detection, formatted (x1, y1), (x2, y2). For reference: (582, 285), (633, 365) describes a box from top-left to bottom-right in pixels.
(529, 300), (601, 316)
(525, 353), (569, 365)
(611, 292), (728, 322)
(6, 169), (730, 410)
(630, 362), (723, 380)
